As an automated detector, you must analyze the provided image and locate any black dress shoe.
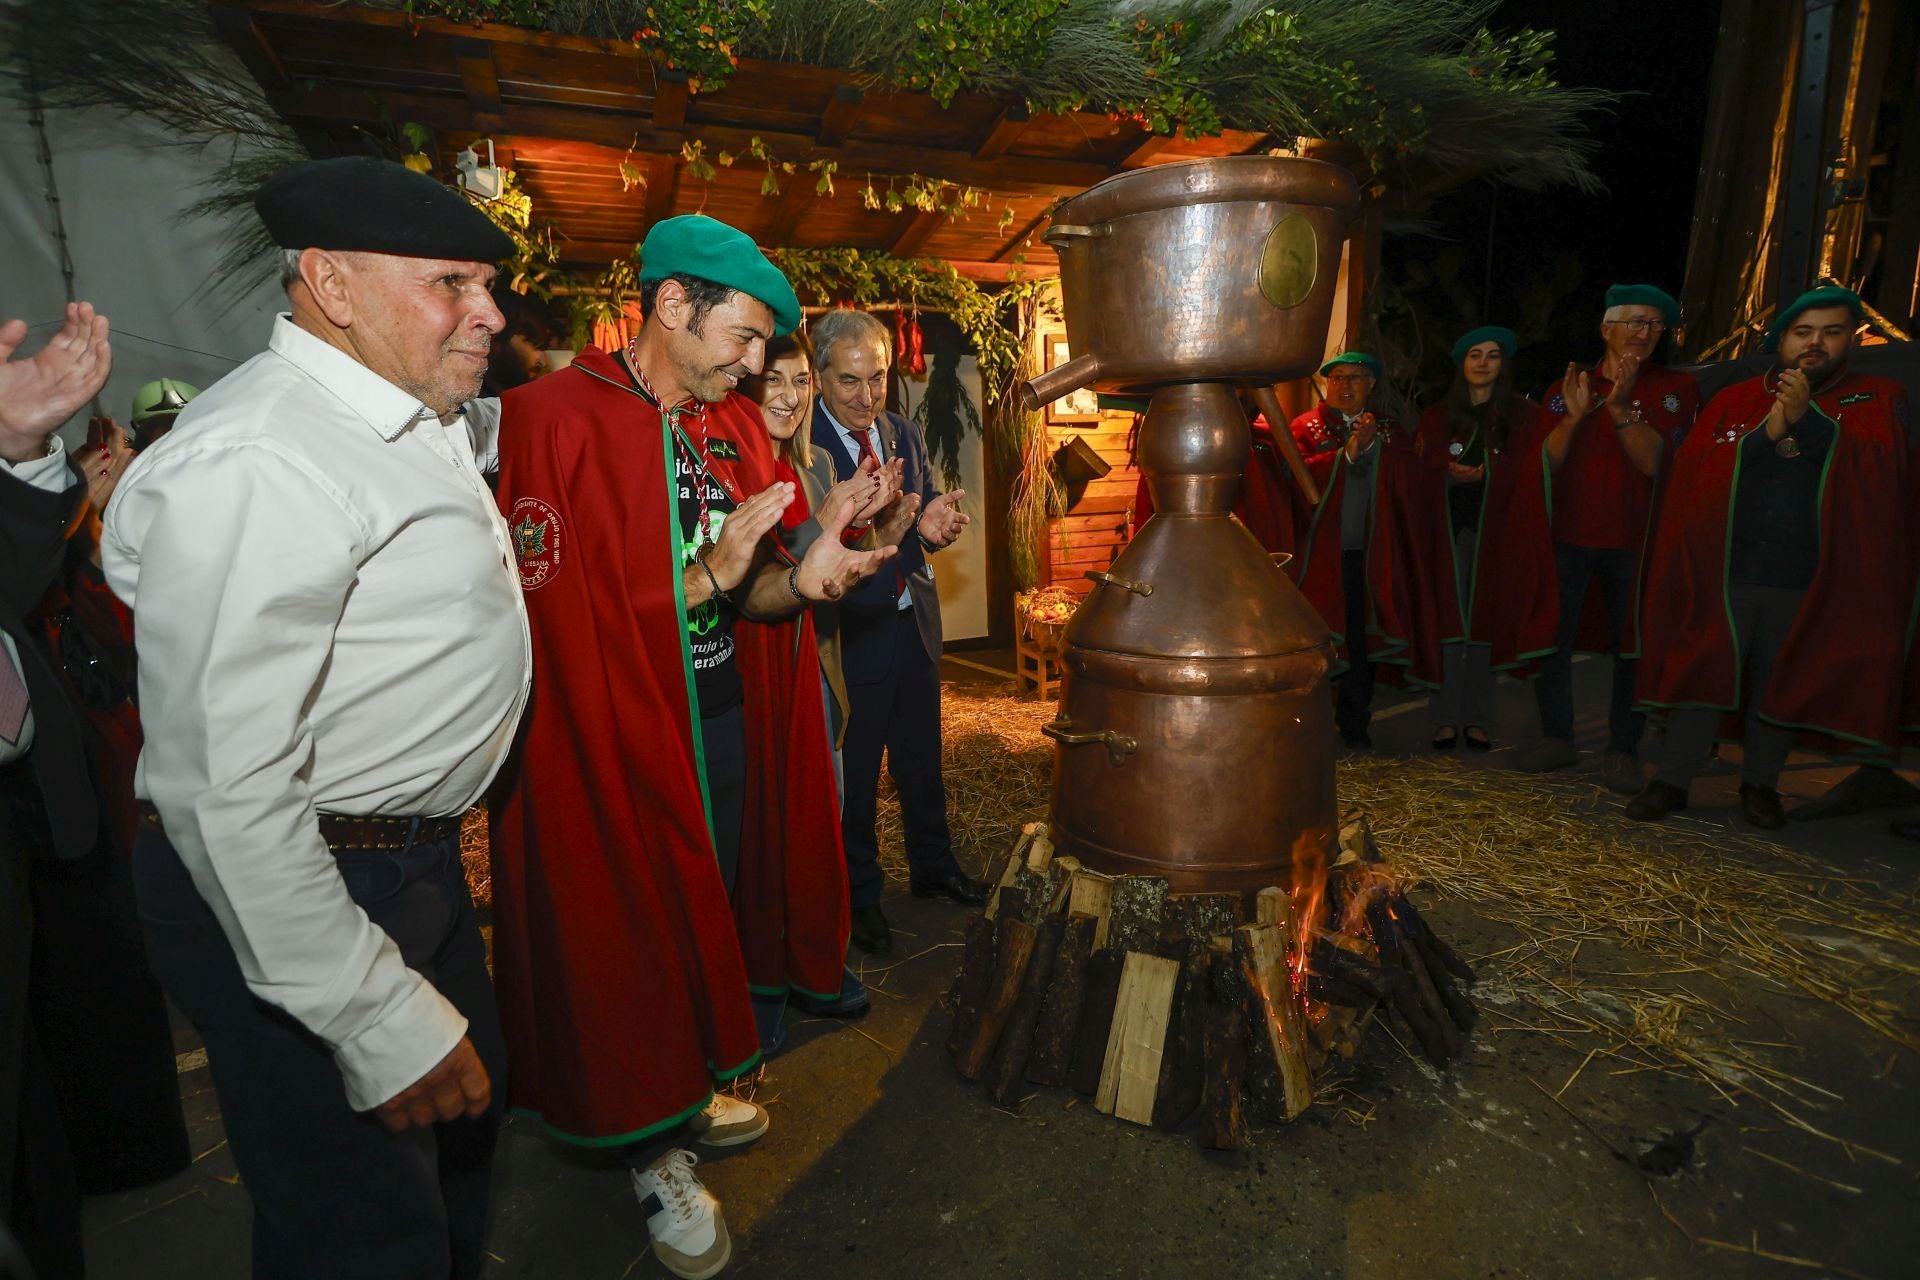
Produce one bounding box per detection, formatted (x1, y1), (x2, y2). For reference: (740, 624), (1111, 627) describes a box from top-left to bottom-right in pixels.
(1625, 779), (1689, 822)
(850, 904), (892, 956)
(909, 870), (990, 907)
(1341, 730), (1373, 751)
(1739, 782), (1786, 830)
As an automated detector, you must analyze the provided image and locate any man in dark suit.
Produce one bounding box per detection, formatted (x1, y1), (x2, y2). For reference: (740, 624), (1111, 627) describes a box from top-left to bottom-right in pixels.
(808, 309), (986, 955)
(0, 300), (113, 1279)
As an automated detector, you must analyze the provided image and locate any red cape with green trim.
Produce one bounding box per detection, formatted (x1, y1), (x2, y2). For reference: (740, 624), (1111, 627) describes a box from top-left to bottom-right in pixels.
(1412, 399), (1558, 674)
(488, 347), (850, 1145)
(1286, 405), (1441, 687)
(1132, 413), (1302, 555)
(1635, 370), (1911, 758)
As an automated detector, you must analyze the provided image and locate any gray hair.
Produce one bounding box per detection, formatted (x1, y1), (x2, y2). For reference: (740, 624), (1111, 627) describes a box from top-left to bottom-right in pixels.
(810, 308), (891, 372)
(279, 247), (306, 289)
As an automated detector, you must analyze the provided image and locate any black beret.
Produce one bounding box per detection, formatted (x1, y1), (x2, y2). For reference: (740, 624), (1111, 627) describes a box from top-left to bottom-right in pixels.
(255, 156), (515, 263)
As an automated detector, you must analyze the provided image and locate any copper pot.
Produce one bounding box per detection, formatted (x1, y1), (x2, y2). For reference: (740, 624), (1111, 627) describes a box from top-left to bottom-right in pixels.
(1022, 157), (1359, 895)
(1022, 156), (1359, 408)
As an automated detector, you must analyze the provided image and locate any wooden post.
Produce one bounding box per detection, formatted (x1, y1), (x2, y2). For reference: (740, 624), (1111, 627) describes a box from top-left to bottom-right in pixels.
(945, 911), (1000, 1056)
(1068, 948), (1125, 1096)
(1025, 913), (1096, 1087)
(1151, 948), (1210, 1130)
(1095, 951), (1181, 1125)
(985, 915), (1067, 1106)
(1067, 868), (1115, 949)
(1235, 924), (1313, 1122)
(956, 915), (1039, 1080)
(1198, 938), (1249, 1151)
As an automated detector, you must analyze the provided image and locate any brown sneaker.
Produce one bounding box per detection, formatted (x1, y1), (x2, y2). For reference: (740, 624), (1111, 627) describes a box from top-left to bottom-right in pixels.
(688, 1093), (770, 1150)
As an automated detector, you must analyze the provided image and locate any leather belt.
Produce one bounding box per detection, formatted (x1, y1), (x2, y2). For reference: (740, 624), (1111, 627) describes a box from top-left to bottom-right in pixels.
(136, 802), (463, 851)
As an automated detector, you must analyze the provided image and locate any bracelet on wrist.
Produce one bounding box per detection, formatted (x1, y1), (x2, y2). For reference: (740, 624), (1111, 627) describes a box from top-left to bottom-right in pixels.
(694, 546), (731, 607)
(787, 563), (805, 602)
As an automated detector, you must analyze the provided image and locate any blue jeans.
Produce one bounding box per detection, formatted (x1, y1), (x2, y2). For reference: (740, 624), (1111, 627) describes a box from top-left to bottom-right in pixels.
(133, 822), (505, 1280)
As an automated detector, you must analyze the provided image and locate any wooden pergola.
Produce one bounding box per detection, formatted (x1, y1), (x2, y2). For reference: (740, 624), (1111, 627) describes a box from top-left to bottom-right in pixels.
(209, 0), (1276, 275)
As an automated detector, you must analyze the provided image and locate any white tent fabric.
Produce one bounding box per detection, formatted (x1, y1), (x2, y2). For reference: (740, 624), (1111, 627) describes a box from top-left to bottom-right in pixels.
(0, 93), (282, 447)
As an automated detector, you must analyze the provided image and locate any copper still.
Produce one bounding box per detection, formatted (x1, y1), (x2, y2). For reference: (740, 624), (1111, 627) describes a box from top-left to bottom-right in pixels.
(1020, 156), (1359, 894)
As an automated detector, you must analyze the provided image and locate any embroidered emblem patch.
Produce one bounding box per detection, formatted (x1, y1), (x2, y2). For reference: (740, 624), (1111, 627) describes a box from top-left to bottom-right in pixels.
(1839, 392), (1873, 405)
(510, 496), (564, 591)
(1548, 393), (1566, 415)
(1662, 393), (1680, 413)
(708, 438), (741, 461)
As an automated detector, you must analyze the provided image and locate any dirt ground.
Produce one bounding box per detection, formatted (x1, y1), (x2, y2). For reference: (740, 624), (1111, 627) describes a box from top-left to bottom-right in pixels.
(82, 654), (1920, 1280)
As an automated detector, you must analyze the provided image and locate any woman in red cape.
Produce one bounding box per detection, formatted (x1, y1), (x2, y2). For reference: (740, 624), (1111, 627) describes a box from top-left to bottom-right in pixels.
(489, 342), (851, 1149)
(1411, 326), (1556, 751)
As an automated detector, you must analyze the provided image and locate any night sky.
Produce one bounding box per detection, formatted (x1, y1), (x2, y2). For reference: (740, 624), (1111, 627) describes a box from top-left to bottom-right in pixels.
(1384, 0), (1724, 397)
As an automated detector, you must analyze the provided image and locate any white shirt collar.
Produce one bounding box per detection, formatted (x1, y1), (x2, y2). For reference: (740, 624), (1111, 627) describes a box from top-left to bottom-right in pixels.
(269, 314), (440, 443)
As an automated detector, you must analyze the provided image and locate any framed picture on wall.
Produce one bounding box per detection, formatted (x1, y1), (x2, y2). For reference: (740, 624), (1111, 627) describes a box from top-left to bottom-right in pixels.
(1041, 332), (1101, 424)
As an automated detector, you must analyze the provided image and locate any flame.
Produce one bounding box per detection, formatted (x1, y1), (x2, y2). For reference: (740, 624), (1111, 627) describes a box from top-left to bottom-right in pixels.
(1286, 825), (1331, 986)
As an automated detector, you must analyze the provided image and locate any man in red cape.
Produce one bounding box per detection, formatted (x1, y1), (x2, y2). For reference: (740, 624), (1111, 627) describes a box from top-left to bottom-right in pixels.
(485, 216), (889, 1279)
(1628, 286), (1911, 829)
(1517, 284), (1700, 787)
(1286, 352), (1440, 748)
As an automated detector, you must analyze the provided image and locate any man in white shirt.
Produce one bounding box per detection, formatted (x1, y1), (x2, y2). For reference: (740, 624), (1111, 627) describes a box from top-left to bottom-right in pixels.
(0, 298), (112, 1280)
(102, 157), (530, 1279)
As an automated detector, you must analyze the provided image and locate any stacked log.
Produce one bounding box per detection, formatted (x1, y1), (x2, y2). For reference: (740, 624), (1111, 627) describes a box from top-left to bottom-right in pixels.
(946, 818), (1477, 1149)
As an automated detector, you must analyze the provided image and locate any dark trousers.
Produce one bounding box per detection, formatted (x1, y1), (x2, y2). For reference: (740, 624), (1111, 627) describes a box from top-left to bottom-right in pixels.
(1656, 584), (1806, 791)
(0, 763), (82, 1280)
(1336, 550), (1377, 740)
(842, 607), (958, 909)
(1535, 543), (1644, 753)
(699, 704), (747, 895)
(133, 823), (506, 1280)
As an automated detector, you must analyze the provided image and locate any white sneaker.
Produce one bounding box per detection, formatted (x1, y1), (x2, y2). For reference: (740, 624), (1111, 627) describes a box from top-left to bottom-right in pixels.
(687, 1093), (770, 1149)
(631, 1150), (732, 1279)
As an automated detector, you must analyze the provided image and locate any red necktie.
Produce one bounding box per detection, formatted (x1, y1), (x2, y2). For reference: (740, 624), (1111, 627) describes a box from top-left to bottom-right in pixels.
(852, 428), (904, 596)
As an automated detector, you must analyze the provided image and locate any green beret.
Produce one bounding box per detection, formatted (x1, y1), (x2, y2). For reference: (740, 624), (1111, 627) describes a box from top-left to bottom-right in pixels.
(1763, 285), (1865, 352)
(1603, 283), (1680, 330)
(639, 214), (801, 337)
(1318, 351), (1382, 379)
(255, 157), (514, 262)
(131, 378), (199, 425)
(1451, 325), (1516, 367)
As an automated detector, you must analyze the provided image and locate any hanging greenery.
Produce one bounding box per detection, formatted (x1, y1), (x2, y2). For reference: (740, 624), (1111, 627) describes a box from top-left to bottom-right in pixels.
(382, 0), (1607, 193)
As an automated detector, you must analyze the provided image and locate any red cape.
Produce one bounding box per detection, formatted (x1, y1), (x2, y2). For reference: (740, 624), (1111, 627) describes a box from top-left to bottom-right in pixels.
(1636, 370), (1911, 758)
(1132, 414), (1302, 555)
(490, 347), (849, 1145)
(1286, 405), (1441, 687)
(1529, 363), (1701, 657)
(1411, 399), (1558, 673)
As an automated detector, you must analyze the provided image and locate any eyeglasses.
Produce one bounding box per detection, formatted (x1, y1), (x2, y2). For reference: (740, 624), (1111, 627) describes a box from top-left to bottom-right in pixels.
(1604, 319), (1667, 335)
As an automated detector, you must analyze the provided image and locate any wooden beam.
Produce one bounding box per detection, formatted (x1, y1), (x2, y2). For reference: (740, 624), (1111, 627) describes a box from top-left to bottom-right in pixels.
(270, 84), (1109, 195)
(643, 153), (680, 228)
(1121, 130), (1178, 169)
(817, 84), (865, 147)
(761, 169), (818, 245)
(991, 211), (1053, 263)
(453, 37), (503, 126)
(652, 68), (690, 129)
(209, 5), (288, 91)
(888, 208), (945, 258)
(972, 103), (1031, 161)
